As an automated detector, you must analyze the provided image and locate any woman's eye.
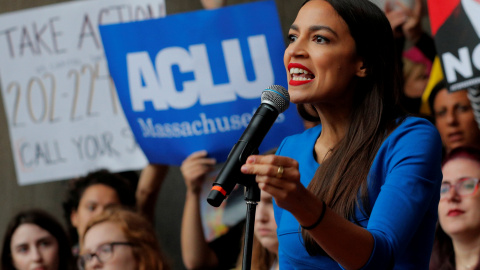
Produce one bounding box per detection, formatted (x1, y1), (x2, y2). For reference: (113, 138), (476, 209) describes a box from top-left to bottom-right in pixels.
(39, 240), (51, 247)
(98, 245), (113, 256)
(16, 245), (28, 253)
(287, 34), (297, 44)
(314, 35), (329, 44)
(87, 204), (96, 212)
(435, 109), (446, 117)
(457, 105), (471, 112)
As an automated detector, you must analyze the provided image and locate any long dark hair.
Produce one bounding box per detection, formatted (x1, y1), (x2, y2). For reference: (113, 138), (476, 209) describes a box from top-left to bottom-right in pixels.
(1, 209), (76, 270)
(297, 0), (405, 255)
(429, 223), (455, 270)
(430, 147), (480, 270)
(427, 79), (448, 115)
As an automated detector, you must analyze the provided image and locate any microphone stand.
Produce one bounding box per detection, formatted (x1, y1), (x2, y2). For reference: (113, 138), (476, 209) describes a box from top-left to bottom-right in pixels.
(208, 148), (261, 270)
(241, 180), (260, 270)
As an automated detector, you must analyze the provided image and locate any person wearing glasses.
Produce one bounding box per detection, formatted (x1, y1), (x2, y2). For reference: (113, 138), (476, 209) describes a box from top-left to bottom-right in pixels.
(430, 147), (480, 270)
(78, 206), (169, 270)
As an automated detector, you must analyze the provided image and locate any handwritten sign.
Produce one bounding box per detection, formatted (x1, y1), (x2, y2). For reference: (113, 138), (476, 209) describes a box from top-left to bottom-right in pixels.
(0, 0), (166, 185)
(100, 0), (305, 165)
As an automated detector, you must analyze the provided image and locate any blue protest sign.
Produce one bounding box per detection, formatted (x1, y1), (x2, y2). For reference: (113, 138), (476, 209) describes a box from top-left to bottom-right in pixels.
(99, 0), (305, 165)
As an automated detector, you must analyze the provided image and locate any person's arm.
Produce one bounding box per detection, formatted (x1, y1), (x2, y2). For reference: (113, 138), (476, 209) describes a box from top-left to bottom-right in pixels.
(398, 0), (437, 61)
(136, 164), (169, 224)
(200, 0), (226, 9)
(385, 0), (425, 67)
(385, 0), (423, 43)
(241, 155), (374, 270)
(180, 150), (218, 270)
(241, 119), (442, 270)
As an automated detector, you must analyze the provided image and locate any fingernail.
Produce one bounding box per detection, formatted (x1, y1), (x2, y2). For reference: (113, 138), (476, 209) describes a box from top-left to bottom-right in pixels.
(241, 165), (249, 173)
(246, 156), (255, 163)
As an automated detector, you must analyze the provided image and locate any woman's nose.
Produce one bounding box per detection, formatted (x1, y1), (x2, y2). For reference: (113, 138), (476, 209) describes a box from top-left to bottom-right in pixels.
(255, 205), (269, 222)
(286, 38), (308, 58)
(30, 247), (42, 262)
(87, 255), (103, 270)
(445, 186), (461, 202)
(445, 110), (458, 125)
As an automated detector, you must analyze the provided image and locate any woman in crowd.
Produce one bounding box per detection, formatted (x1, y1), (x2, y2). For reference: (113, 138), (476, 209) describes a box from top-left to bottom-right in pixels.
(240, 0), (442, 269)
(430, 147), (480, 270)
(251, 191), (278, 270)
(62, 169), (136, 255)
(78, 206), (169, 270)
(429, 80), (480, 154)
(1, 209), (76, 270)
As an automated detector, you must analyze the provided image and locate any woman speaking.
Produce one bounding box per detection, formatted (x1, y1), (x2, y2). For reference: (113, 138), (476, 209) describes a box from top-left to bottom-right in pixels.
(240, 0), (443, 269)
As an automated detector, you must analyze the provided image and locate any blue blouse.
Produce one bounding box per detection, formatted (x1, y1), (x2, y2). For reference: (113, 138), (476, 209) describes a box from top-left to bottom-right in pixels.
(274, 117), (443, 269)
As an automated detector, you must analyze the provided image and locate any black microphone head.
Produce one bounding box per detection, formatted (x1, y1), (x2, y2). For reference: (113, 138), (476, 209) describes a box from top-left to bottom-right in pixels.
(261, 85), (290, 113)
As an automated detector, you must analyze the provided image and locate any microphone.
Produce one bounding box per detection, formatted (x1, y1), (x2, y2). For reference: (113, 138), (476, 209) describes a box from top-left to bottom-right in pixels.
(207, 85), (290, 207)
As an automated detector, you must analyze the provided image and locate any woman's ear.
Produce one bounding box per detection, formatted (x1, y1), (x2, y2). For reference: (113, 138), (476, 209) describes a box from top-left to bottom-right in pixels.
(356, 60), (367, 78)
(70, 210), (78, 227)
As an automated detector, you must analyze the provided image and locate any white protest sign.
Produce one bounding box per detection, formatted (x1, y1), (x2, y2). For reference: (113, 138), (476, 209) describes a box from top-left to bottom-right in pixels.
(0, 0), (166, 185)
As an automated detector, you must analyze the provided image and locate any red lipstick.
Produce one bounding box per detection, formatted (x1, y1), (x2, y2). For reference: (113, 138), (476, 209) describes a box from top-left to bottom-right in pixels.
(287, 63), (314, 86)
(448, 209), (465, 217)
(288, 63), (313, 73)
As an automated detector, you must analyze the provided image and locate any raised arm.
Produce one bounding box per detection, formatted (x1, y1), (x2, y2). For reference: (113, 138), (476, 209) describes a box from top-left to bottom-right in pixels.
(180, 150), (218, 269)
(385, 0), (423, 43)
(200, 0), (226, 9)
(136, 164), (169, 224)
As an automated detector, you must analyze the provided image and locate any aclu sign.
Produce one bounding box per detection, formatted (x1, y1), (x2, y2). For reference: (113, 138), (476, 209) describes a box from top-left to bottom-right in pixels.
(99, 0), (305, 165)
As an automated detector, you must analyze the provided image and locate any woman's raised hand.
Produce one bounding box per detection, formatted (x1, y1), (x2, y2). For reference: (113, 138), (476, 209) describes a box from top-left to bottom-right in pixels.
(241, 154), (308, 213)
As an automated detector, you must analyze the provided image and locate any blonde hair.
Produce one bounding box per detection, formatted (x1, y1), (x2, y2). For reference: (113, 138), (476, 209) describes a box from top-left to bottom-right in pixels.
(82, 206), (169, 270)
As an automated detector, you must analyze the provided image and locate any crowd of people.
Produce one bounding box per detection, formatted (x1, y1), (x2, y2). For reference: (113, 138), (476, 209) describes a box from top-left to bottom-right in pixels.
(2, 0), (480, 269)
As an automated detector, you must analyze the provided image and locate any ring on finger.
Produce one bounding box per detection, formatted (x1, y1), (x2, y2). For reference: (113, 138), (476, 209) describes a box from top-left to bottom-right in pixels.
(276, 165), (284, 178)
